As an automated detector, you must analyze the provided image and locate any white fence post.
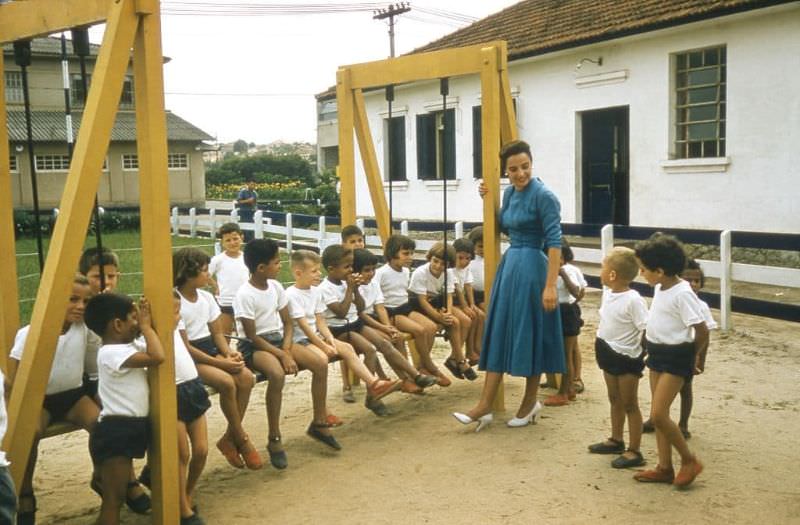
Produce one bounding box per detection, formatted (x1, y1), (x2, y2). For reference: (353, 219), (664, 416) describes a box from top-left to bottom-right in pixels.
(53, 208), (59, 218)
(209, 208), (216, 236)
(230, 208), (239, 224)
(600, 224), (614, 260)
(285, 213), (293, 254)
(214, 241), (221, 255)
(455, 221), (464, 240)
(189, 207), (197, 238)
(356, 218), (365, 231)
(400, 220), (408, 236)
(254, 210), (264, 240)
(98, 206), (105, 215)
(171, 207), (179, 235)
(318, 215), (326, 248)
(720, 230), (732, 331)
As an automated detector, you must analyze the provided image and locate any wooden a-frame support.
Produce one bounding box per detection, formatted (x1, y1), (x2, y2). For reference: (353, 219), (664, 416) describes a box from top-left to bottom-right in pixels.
(337, 41), (517, 410)
(0, 1), (179, 523)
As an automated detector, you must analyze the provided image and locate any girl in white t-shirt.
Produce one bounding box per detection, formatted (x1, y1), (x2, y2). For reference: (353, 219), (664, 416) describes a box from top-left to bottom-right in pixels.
(466, 226), (487, 310)
(453, 238), (485, 365)
(6, 275), (100, 523)
(409, 242), (476, 382)
(633, 234), (707, 488)
(588, 248), (648, 469)
(209, 222), (249, 336)
(174, 247), (260, 471)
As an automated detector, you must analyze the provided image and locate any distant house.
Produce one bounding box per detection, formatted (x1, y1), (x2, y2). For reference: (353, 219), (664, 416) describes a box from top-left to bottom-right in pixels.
(316, 0), (799, 234)
(4, 37), (213, 208)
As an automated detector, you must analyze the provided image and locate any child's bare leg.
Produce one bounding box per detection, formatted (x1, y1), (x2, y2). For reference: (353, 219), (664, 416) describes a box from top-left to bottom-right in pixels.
(185, 416), (208, 508)
(97, 457), (132, 525)
(678, 380), (693, 434)
(395, 314), (440, 374)
(197, 365), (247, 444)
(465, 371), (504, 418)
(409, 311), (437, 353)
(249, 352), (286, 443)
(453, 308), (473, 359)
(232, 368), (255, 423)
(339, 361), (353, 397)
(333, 340), (378, 385)
(573, 338), (583, 384)
(219, 312), (235, 336)
(618, 374), (643, 454)
(557, 336), (577, 396)
(446, 316), (465, 362)
(603, 372), (625, 443)
(650, 371), (694, 468)
(291, 344), (330, 426)
(177, 422), (194, 518)
(359, 326), (419, 380)
(338, 332), (379, 374)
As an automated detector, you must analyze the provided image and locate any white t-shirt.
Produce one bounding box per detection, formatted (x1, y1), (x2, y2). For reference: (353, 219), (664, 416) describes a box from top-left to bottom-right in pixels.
(453, 266), (474, 292)
(319, 278), (358, 326)
(233, 280), (288, 336)
(557, 263), (587, 305)
(597, 288), (649, 358)
(286, 285), (326, 341)
(179, 289), (221, 341)
(10, 323), (87, 395)
(468, 255), (485, 292)
(0, 370), (8, 466)
(174, 322), (199, 385)
(698, 299), (718, 330)
(408, 263), (456, 298)
(85, 329), (102, 380)
(209, 252), (249, 307)
(646, 280), (705, 345)
(98, 340), (150, 419)
(358, 280), (385, 315)
(375, 264), (411, 308)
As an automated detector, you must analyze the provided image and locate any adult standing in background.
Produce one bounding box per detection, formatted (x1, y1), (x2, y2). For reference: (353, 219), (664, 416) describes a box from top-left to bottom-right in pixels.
(453, 140), (565, 430)
(236, 180), (258, 240)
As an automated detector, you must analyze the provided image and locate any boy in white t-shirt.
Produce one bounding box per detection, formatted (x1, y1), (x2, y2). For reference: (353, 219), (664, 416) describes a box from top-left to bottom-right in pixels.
(6, 274), (101, 523)
(236, 239), (340, 460)
(466, 226), (486, 310)
(452, 238), (485, 366)
(209, 222), (249, 336)
(587, 247), (648, 469)
(633, 234), (708, 488)
(84, 293), (164, 525)
(409, 242), (476, 382)
(290, 249), (402, 418)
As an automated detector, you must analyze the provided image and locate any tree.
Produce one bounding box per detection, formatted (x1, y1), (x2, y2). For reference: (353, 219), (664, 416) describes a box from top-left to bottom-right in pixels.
(205, 152), (315, 186)
(233, 139), (249, 154)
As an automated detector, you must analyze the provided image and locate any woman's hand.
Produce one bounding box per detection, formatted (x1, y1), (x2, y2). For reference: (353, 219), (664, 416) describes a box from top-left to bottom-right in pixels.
(542, 284), (557, 312)
(478, 179), (488, 197)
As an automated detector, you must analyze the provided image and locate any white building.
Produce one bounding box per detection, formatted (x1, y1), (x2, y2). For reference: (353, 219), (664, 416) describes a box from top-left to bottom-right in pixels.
(316, 0), (800, 234)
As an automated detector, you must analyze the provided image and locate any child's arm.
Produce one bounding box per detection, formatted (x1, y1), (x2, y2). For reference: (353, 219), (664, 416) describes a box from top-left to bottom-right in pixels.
(123, 299), (165, 368)
(325, 285), (355, 318)
(180, 329), (244, 373)
(464, 283), (477, 309)
(239, 317), (297, 374)
(692, 321), (710, 374)
(351, 274), (366, 313)
(316, 315), (339, 348)
(559, 267), (585, 301)
(416, 293), (454, 326)
(209, 317), (236, 358)
(360, 305), (397, 338)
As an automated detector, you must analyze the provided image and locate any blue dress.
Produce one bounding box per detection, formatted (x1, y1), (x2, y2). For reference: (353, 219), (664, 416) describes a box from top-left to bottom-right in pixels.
(478, 178), (566, 377)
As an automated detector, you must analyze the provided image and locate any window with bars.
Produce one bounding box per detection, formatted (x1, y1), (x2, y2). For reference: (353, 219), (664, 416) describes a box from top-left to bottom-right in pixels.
(416, 109), (455, 180)
(384, 116), (406, 181)
(122, 154), (139, 170)
(168, 153), (189, 169)
(9, 155), (18, 172)
(35, 155), (71, 171)
(675, 46), (726, 159)
(71, 74), (135, 109)
(4, 71), (23, 104)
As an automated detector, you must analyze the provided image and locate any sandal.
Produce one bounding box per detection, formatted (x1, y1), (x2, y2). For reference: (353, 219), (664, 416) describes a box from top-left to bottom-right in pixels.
(17, 492), (36, 525)
(238, 435), (263, 470)
(443, 357), (465, 379)
(588, 437), (625, 454)
(126, 481), (152, 514)
(307, 422), (342, 450)
(461, 363), (478, 381)
(573, 378), (585, 393)
(365, 397), (391, 417)
(342, 388), (356, 404)
(267, 436), (288, 470)
(216, 435), (245, 469)
(611, 450), (645, 469)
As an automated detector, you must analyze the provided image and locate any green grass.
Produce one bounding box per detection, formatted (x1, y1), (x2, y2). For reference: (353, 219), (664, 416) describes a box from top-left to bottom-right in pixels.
(15, 230), (292, 325)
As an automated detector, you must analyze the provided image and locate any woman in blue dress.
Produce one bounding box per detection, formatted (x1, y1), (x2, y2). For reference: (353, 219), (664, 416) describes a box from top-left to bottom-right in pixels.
(454, 140), (565, 430)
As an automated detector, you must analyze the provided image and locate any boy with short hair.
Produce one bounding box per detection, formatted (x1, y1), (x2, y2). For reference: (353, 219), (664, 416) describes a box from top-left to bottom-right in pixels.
(84, 293), (164, 525)
(341, 224), (365, 251)
(209, 222), (249, 335)
(466, 227), (486, 310)
(452, 238), (485, 364)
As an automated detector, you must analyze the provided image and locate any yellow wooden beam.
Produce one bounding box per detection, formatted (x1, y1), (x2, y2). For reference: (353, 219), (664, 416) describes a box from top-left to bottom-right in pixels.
(0, 52), (19, 372)
(352, 89), (391, 243)
(132, 5), (180, 523)
(0, 0), (111, 43)
(336, 68), (356, 227)
(2, 0), (139, 489)
(346, 41), (507, 89)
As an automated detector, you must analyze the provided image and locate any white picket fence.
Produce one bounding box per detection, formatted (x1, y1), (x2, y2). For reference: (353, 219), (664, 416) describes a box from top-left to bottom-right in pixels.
(172, 207), (800, 331)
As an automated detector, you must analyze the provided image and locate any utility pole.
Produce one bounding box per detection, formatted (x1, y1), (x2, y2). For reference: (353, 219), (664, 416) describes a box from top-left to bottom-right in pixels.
(373, 2), (411, 58)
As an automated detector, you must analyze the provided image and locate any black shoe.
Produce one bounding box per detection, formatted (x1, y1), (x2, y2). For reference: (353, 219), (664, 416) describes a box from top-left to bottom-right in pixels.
(414, 373), (438, 388)
(306, 423), (342, 450)
(267, 436), (288, 469)
(611, 450), (645, 469)
(126, 481), (151, 514)
(462, 366), (478, 381)
(444, 358), (465, 379)
(588, 438), (625, 454)
(180, 513), (205, 525)
(365, 398), (390, 417)
(642, 419), (655, 433)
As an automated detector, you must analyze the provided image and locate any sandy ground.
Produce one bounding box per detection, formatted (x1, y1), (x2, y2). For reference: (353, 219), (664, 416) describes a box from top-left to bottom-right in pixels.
(32, 289), (800, 524)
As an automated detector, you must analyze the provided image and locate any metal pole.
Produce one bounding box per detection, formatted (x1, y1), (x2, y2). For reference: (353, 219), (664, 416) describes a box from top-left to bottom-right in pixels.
(441, 77), (449, 300)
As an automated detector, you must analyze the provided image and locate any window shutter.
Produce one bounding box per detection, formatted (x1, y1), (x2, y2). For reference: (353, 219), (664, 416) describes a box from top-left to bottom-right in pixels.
(472, 105), (482, 178)
(443, 109), (456, 180)
(389, 116), (406, 181)
(416, 113), (436, 180)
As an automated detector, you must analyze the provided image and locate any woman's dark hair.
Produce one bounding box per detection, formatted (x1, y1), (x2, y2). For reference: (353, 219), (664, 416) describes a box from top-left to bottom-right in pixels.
(561, 237), (574, 263)
(84, 293), (135, 337)
(173, 248), (211, 287)
(499, 140), (532, 172)
(453, 238), (474, 258)
(352, 248), (378, 272)
(322, 244), (350, 270)
(243, 239), (280, 273)
(684, 258), (705, 287)
(383, 234), (416, 260)
(634, 233), (687, 277)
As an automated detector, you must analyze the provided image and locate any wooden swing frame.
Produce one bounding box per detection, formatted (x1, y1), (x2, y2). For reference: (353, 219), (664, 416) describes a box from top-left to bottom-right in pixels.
(0, 1), (179, 523)
(336, 41), (518, 408)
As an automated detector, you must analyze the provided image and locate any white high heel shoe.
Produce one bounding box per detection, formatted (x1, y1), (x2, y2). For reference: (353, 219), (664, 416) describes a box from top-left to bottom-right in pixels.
(452, 412), (493, 433)
(507, 401), (543, 428)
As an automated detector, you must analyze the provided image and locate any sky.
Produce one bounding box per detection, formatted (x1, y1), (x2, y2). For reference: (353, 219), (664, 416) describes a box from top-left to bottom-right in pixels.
(88, 1), (520, 145)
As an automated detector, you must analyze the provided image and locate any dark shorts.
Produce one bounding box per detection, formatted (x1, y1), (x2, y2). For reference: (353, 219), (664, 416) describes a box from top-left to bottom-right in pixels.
(90, 416), (149, 465)
(190, 336), (220, 357)
(595, 338), (645, 377)
(43, 387), (87, 422)
(0, 467), (16, 525)
(560, 302), (584, 337)
(330, 319), (365, 338)
(473, 290), (485, 305)
(385, 302), (413, 318)
(408, 294), (444, 313)
(82, 376), (99, 400)
(645, 341), (696, 379)
(219, 305), (234, 315)
(295, 337), (311, 346)
(177, 377), (211, 424)
(237, 332), (283, 369)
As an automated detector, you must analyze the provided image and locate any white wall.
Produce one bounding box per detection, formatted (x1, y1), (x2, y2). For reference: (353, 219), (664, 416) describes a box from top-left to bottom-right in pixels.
(351, 4), (800, 233)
